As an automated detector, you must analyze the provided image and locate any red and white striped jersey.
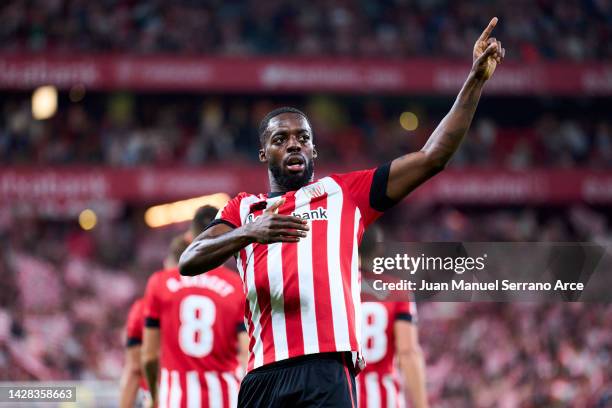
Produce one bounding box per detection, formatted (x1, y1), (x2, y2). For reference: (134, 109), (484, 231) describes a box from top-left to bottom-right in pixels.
(357, 301), (416, 408)
(215, 169), (383, 372)
(143, 266), (245, 408)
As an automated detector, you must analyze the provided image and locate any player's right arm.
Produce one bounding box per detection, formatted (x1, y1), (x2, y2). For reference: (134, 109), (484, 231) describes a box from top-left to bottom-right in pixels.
(141, 327), (160, 406)
(179, 198), (309, 276)
(119, 344), (142, 408)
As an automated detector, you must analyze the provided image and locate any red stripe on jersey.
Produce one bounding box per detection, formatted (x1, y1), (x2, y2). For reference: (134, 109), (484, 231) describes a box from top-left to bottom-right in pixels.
(379, 377), (388, 408)
(311, 193), (336, 350)
(339, 198), (358, 351)
(252, 230), (275, 365)
(220, 373), (230, 408)
(280, 194), (304, 358)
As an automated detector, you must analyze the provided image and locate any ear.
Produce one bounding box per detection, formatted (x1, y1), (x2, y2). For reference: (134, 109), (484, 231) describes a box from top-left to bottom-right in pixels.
(313, 146), (318, 159)
(259, 148), (267, 163)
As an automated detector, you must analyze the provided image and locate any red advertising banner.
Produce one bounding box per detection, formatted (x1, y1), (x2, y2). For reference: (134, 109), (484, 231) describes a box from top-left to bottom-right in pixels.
(1, 167), (611, 205)
(0, 54), (611, 95)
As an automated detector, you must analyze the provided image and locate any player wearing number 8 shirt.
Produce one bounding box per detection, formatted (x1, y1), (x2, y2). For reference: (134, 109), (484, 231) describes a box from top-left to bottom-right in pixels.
(180, 20), (504, 407)
(358, 226), (428, 408)
(142, 207), (248, 408)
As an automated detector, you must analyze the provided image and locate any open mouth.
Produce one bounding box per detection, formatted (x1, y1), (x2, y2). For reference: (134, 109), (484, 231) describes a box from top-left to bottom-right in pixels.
(284, 155), (306, 173)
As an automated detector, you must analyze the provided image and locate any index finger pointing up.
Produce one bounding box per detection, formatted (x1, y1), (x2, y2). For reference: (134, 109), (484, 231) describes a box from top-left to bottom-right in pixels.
(478, 17), (498, 42)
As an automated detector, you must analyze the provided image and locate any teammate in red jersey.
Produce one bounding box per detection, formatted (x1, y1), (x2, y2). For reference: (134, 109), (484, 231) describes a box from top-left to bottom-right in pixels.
(180, 19), (504, 407)
(120, 297), (151, 408)
(358, 226), (428, 408)
(142, 207), (248, 408)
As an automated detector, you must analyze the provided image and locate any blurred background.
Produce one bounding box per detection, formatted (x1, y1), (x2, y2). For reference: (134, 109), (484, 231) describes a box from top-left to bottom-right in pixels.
(0, 0), (611, 406)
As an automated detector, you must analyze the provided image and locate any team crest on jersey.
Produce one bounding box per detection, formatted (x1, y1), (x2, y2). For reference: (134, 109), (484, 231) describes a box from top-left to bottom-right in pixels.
(303, 183), (325, 199)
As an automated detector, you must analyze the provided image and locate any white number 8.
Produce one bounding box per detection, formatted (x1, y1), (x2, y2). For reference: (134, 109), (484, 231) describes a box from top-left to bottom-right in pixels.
(361, 302), (388, 364)
(179, 295), (216, 357)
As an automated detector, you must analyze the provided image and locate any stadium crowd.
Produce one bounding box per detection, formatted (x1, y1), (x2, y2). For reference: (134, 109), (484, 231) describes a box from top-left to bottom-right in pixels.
(1, 0), (611, 60)
(1, 205), (610, 405)
(1, 96), (611, 169)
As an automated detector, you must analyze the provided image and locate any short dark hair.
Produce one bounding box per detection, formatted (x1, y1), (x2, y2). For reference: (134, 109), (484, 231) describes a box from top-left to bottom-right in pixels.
(258, 106), (311, 146)
(190, 205), (219, 236)
(169, 234), (190, 264)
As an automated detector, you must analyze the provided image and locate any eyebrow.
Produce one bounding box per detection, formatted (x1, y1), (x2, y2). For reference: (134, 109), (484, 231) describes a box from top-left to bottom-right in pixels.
(271, 128), (310, 135)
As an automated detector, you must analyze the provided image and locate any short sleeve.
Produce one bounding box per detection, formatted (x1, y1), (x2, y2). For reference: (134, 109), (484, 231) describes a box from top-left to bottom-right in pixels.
(395, 300), (417, 324)
(125, 298), (144, 347)
(332, 165), (392, 227)
(211, 192), (248, 230)
(143, 273), (161, 326)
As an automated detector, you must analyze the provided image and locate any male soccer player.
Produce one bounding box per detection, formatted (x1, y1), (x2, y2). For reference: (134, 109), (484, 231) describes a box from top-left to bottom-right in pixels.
(142, 206), (248, 408)
(180, 18), (504, 407)
(358, 226), (428, 408)
(120, 297), (150, 408)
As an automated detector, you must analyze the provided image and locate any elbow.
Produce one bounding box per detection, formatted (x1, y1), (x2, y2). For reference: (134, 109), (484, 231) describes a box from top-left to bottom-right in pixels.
(178, 252), (210, 276)
(398, 345), (425, 366)
(178, 251), (197, 276)
(179, 263), (197, 277)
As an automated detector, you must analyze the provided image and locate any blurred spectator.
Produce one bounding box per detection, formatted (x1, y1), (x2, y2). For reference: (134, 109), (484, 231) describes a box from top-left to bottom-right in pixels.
(1, 0), (611, 61)
(0, 94), (610, 169)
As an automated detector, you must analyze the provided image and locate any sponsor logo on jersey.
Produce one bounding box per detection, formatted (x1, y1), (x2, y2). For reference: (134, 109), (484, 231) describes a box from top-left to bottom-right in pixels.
(246, 206), (327, 223)
(303, 183), (325, 199)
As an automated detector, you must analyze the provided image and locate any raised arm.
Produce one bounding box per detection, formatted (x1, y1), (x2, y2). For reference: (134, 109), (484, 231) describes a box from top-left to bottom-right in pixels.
(386, 17), (505, 201)
(179, 198), (309, 276)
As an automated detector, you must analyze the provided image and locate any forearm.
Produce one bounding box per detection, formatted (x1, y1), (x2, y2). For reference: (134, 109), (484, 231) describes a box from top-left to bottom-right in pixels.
(422, 72), (486, 168)
(179, 228), (253, 276)
(398, 350), (429, 408)
(142, 358), (158, 403)
(119, 370), (140, 408)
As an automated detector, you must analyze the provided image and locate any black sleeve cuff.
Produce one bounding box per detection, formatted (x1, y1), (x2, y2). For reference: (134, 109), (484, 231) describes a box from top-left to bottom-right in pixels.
(396, 312), (415, 323)
(236, 323), (247, 333)
(145, 317), (160, 328)
(370, 162), (399, 212)
(126, 337), (142, 347)
(204, 219), (238, 232)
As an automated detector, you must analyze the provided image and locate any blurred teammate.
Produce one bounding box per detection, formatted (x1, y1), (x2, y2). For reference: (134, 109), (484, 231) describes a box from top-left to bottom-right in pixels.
(180, 19), (504, 407)
(120, 297), (150, 408)
(358, 226), (428, 408)
(142, 206), (248, 407)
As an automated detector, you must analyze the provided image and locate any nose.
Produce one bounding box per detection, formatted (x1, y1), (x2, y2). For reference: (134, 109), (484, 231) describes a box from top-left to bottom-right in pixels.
(286, 135), (301, 152)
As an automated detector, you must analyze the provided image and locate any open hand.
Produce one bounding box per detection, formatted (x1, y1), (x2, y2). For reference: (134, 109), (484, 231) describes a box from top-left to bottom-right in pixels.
(244, 198), (309, 244)
(472, 17), (505, 81)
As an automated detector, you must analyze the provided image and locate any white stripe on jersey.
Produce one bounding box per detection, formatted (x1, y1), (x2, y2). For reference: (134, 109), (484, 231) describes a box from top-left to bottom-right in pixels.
(186, 371), (201, 408)
(204, 372), (222, 408)
(267, 242), (289, 361)
(294, 188), (319, 354)
(365, 372), (381, 408)
(222, 372), (240, 408)
(352, 208), (363, 352)
(169, 370), (182, 408)
(159, 368), (169, 408)
(245, 242), (264, 368)
(382, 374), (397, 408)
(322, 177), (351, 350)
(239, 196), (265, 369)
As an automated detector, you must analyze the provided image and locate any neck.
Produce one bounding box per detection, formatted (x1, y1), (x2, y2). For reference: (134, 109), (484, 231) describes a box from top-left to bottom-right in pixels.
(268, 170), (289, 194)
